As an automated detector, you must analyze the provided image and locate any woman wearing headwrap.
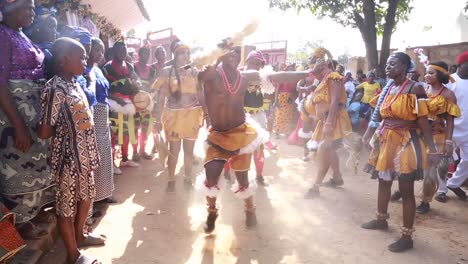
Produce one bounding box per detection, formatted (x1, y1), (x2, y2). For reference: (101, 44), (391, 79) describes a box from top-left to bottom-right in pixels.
(24, 4), (57, 79)
(413, 61), (460, 213)
(301, 47), (352, 199)
(0, 0), (55, 228)
(361, 52), (441, 252)
(152, 40), (204, 192)
(87, 37), (115, 203)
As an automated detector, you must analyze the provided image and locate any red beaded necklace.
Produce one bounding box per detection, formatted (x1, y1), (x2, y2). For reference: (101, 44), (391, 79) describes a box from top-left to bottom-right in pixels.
(382, 79), (409, 111)
(426, 85), (445, 99)
(218, 64), (242, 95)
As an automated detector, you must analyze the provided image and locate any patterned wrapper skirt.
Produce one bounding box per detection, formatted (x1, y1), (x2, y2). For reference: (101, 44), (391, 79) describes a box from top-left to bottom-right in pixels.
(273, 92), (296, 134)
(92, 103), (114, 201)
(0, 80), (55, 223)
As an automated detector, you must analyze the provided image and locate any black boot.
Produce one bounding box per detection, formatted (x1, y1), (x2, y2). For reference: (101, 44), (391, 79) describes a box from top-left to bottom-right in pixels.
(416, 201), (430, 214)
(204, 211), (218, 234)
(388, 237), (413, 252)
(361, 219), (389, 230)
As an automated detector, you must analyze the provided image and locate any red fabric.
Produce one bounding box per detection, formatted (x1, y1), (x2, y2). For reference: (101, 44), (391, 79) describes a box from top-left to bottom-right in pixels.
(253, 148), (265, 176)
(0, 205), (25, 260)
(288, 117), (304, 145)
(112, 133), (130, 160)
(457, 52), (468, 65)
(133, 132), (148, 154)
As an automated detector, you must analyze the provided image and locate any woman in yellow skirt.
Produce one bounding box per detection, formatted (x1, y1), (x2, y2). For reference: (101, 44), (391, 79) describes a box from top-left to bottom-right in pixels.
(152, 40), (204, 192)
(361, 52), (441, 252)
(416, 61), (460, 212)
(301, 48), (352, 199)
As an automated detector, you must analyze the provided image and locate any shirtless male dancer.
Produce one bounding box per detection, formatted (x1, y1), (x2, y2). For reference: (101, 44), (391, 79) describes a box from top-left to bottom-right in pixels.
(198, 43), (310, 233)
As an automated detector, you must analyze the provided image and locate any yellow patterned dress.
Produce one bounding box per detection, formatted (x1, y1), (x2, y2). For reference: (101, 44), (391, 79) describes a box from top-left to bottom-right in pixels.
(426, 92), (461, 152)
(152, 69), (204, 142)
(367, 90), (430, 181)
(302, 72), (352, 142)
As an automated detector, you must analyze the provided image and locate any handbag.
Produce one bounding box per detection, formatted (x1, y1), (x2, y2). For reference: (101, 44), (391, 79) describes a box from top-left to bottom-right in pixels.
(0, 203), (26, 264)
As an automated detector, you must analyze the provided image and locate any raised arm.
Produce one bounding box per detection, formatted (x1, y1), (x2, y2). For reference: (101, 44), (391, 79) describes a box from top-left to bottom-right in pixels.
(268, 71), (310, 84)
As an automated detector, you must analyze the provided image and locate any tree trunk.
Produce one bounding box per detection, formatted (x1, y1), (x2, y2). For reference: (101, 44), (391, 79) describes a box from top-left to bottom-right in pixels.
(356, 0), (379, 71)
(379, 0), (399, 70)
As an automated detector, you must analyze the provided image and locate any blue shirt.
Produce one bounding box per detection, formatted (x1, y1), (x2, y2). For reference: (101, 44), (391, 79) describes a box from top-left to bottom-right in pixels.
(76, 74), (97, 109)
(348, 102), (362, 125)
(90, 66), (110, 105)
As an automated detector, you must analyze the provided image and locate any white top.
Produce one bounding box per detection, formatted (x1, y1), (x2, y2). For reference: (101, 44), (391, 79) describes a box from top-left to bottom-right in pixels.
(344, 81), (356, 100)
(447, 73), (468, 141)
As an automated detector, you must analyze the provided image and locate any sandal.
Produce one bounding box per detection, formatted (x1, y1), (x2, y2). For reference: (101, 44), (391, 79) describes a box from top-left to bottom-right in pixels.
(361, 219), (388, 230)
(78, 233), (106, 248)
(256, 176), (268, 186)
(75, 254), (100, 264)
(388, 237), (413, 253)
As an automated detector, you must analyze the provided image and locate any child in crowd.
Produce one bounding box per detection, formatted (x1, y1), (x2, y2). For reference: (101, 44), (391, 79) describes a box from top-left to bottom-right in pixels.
(347, 90), (364, 133)
(37, 38), (104, 264)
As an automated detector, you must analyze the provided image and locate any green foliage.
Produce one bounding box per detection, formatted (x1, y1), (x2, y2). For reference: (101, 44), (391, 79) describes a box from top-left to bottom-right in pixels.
(127, 29), (136, 38)
(269, 0), (413, 36)
(287, 40), (324, 63)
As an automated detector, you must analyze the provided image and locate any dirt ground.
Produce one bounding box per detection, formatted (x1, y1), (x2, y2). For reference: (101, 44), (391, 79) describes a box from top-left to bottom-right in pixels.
(79, 131), (468, 264)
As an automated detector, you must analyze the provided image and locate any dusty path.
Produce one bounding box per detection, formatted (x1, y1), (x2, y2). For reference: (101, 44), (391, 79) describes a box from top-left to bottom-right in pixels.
(78, 133), (468, 264)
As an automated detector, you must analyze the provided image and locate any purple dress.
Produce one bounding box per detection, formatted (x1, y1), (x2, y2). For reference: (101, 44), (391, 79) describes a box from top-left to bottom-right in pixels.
(0, 24), (55, 223)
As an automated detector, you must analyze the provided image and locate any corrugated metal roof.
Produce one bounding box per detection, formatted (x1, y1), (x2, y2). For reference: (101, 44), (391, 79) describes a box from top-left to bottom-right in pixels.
(82, 0), (150, 32)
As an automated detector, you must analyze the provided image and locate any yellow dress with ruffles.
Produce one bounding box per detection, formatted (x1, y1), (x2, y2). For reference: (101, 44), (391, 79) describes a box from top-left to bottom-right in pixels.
(368, 94), (429, 181)
(303, 72), (352, 141)
(152, 73), (204, 141)
(426, 94), (461, 151)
